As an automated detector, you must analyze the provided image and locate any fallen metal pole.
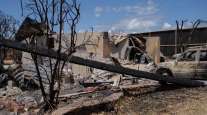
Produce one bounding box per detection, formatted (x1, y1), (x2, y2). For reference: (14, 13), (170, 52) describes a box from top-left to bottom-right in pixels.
(0, 39), (205, 87)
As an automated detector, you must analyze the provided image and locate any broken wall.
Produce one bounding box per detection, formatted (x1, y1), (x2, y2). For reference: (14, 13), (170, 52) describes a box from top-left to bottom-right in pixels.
(146, 37), (160, 64)
(70, 32), (111, 77)
(111, 35), (129, 60)
(21, 35), (47, 65)
(111, 39), (128, 60)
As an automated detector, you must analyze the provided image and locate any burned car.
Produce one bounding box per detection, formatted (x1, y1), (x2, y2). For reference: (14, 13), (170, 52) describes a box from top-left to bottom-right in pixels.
(156, 45), (207, 80)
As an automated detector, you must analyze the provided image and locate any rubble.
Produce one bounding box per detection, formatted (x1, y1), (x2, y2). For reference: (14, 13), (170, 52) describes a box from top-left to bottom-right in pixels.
(0, 86), (22, 97)
(0, 88), (43, 114)
(0, 17), (206, 115)
(1, 39), (205, 87)
(16, 96), (39, 111)
(0, 73), (8, 88)
(0, 37), (206, 114)
(52, 90), (123, 115)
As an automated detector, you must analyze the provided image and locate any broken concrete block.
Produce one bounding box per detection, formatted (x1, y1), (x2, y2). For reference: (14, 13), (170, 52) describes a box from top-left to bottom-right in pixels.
(6, 87), (23, 97)
(111, 75), (121, 87)
(7, 80), (13, 88)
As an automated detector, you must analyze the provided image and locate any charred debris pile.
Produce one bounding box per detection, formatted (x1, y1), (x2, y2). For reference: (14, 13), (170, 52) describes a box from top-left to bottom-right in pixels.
(0, 17), (205, 114)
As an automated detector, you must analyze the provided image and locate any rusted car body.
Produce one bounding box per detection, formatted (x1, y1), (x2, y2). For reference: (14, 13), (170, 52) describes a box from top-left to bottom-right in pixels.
(157, 46), (207, 79)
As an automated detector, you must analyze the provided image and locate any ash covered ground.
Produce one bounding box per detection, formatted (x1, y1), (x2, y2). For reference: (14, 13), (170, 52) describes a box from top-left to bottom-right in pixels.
(91, 85), (207, 115)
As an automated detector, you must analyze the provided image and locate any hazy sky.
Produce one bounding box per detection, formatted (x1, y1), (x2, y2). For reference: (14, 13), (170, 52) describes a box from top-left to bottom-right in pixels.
(0, 0), (207, 33)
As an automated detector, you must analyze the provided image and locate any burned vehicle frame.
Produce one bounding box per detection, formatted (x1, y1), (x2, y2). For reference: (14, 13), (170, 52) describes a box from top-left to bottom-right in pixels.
(156, 45), (207, 80)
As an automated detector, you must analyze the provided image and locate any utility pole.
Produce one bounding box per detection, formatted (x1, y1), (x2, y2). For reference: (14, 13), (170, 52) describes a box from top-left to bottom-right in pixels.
(175, 29), (177, 54)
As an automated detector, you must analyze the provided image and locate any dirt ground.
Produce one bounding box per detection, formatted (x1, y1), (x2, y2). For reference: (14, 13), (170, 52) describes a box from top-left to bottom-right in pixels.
(92, 85), (207, 115)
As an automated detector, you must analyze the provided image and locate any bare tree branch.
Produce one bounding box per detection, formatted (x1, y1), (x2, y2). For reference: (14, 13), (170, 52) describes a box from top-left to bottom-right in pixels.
(21, 0), (80, 112)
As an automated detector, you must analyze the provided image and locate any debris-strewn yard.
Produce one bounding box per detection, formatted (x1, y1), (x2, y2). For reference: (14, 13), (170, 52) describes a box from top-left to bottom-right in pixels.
(92, 86), (207, 115)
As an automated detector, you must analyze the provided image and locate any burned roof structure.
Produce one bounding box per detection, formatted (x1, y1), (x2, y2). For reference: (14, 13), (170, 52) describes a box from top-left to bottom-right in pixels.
(15, 17), (48, 41)
(132, 27), (207, 56)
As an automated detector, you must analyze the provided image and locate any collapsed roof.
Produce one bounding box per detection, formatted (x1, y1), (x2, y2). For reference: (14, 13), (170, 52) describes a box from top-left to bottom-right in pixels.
(15, 17), (48, 41)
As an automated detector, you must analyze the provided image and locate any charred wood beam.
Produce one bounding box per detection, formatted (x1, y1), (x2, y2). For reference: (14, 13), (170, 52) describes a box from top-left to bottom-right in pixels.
(80, 81), (114, 87)
(0, 39), (205, 87)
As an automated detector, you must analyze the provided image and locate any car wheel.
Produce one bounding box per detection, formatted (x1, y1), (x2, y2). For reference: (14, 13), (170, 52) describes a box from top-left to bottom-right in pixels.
(156, 69), (173, 85)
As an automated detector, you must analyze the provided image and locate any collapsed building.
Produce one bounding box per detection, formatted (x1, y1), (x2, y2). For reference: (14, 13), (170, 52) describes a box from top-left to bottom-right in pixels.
(0, 17), (206, 114)
(0, 17), (159, 114)
(68, 32), (162, 78)
(0, 18), (48, 89)
(0, 16), (180, 89)
(1, 17), (206, 89)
